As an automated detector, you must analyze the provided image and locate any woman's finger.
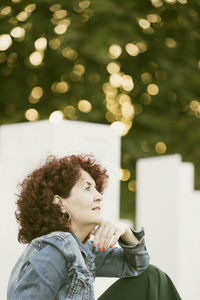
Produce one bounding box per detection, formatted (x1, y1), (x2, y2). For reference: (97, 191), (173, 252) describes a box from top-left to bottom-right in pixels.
(93, 223), (105, 248)
(108, 230), (122, 248)
(97, 223), (111, 250)
(102, 227), (116, 250)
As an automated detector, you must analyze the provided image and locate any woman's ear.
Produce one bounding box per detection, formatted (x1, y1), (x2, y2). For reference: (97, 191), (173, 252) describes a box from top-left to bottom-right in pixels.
(53, 195), (67, 214)
(53, 195), (61, 205)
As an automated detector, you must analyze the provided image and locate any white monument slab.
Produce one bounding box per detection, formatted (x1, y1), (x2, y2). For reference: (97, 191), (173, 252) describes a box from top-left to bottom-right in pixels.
(0, 120), (121, 300)
(136, 154), (200, 300)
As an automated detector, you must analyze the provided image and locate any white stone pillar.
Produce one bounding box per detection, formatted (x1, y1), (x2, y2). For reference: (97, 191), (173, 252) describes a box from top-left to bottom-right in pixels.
(0, 120), (121, 300)
(136, 154), (200, 300)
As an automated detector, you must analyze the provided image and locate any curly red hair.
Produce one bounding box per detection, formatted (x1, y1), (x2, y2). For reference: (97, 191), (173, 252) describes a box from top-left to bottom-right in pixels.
(15, 153), (109, 244)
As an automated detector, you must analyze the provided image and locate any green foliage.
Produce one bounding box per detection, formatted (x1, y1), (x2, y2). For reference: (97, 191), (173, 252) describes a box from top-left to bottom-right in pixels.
(0, 0), (200, 223)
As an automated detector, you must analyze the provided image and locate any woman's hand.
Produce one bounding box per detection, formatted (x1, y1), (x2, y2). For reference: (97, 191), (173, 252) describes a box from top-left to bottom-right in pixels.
(91, 220), (132, 251)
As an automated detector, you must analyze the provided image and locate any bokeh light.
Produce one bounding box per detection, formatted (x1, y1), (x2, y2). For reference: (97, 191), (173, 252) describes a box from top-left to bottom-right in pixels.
(125, 43), (139, 56)
(138, 19), (151, 29)
(155, 141), (167, 154)
(34, 38), (47, 51)
(141, 72), (152, 84)
(151, 0), (163, 8)
(121, 75), (134, 91)
(25, 108), (39, 121)
(147, 83), (159, 95)
(64, 106), (76, 119)
(49, 38), (61, 50)
(119, 169), (131, 181)
(25, 3), (36, 13)
(109, 73), (122, 88)
(165, 38), (177, 48)
(29, 51), (43, 66)
(10, 27), (25, 39)
(109, 44), (122, 59)
(16, 11), (29, 22)
(110, 121), (126, 136)
(0, 6), (12, 16)
(147, 14), (161, 23)
(128, 180), (136, 192)
(49, 110), (64, 123)
(62, 47), (78, 60)
(29, 86), (43, 104)
(0, 34), (12, 51)
(78, 100), (92, 113)
(107, 62), (120, 74)
(189, 100), (200, 112)
(54, 24), (68, 35)
(54, 9), (68, 19)
(165, 0), (177, 4)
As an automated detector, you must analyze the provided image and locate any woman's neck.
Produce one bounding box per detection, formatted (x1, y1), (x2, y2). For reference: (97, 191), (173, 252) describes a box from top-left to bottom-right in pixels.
(71, 222), (96, 242)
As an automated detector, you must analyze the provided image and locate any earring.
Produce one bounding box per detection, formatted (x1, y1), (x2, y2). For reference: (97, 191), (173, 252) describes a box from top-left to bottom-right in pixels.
(62, 211), (71, 222)
(54, 195), (71, 222)
(66, 211), (71, 221)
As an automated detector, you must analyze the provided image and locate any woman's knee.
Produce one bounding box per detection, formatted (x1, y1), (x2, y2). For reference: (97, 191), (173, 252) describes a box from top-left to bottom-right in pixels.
(144, 264), (160, 273)
(98, 265), (181, 300)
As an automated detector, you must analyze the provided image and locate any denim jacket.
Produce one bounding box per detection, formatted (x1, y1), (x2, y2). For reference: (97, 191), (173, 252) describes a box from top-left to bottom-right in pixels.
(7, 227), (150, 300)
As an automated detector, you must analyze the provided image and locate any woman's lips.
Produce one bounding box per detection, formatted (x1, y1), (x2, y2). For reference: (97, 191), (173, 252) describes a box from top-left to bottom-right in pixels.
(92, 206), (101, 211)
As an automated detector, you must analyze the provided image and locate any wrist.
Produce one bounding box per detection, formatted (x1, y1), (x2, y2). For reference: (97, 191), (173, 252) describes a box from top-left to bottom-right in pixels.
(121, 227), (140, 246)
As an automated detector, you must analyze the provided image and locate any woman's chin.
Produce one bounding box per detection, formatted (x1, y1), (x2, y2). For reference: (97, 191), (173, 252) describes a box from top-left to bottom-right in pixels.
(92, 215), (103, 225)
(96, 216), (103, 225)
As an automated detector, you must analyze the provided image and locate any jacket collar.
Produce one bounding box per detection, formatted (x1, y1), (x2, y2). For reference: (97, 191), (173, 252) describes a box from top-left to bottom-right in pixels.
(71, 232), (95, 262)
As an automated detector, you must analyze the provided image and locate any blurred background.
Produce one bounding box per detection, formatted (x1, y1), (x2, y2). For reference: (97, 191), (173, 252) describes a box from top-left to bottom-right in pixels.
(0, 0), (200, 233)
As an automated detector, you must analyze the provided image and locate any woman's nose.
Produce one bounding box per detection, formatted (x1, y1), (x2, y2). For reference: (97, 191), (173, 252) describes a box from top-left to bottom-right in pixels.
(94, 192), (103, 202)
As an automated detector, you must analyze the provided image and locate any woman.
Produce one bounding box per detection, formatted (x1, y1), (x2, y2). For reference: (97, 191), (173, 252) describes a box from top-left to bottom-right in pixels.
(7, 153), (181, 299)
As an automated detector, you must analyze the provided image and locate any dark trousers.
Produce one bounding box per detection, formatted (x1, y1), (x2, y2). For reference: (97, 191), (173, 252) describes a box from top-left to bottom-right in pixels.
(97, 264), (182, 300)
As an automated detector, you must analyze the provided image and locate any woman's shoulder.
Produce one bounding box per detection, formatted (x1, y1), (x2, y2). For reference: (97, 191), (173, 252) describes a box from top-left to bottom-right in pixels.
(30, 231), (77, 254)
(33, 230), (73, 242)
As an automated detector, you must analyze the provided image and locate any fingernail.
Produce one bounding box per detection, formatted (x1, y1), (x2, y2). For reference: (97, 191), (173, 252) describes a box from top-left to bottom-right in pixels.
(99, 248), (101, 252)
(93, 243), (96, 247)
(103, 248), (106, 252)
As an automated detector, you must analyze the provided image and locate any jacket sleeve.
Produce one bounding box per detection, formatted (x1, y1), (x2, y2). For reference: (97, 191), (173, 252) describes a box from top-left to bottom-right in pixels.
(13, 242), (68, 299)
(93, 227), (150, 278)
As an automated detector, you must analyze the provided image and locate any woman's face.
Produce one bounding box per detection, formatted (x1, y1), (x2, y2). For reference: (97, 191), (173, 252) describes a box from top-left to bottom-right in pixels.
(61, 169), (103, 228)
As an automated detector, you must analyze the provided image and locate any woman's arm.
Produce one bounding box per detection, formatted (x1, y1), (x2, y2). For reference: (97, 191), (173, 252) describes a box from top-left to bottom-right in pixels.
(120, 227), (140, 246)
(12, 243), (68, 299)
(90, 221), (150, 278)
